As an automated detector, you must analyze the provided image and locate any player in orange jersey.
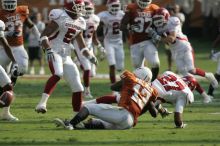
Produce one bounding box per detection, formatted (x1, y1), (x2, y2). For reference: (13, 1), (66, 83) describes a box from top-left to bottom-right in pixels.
(0, 0), (40, 121)
(120, 0), (160, 81)
(0, 0), (40, 84)
(54, 67), (158, 130)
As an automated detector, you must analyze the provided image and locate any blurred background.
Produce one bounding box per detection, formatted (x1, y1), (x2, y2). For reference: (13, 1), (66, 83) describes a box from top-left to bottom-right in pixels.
(11, 0), (220, 40)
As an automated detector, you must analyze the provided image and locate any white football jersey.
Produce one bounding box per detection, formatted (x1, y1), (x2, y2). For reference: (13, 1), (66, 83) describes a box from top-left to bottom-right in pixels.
(48, 9), (86, 55)
(83, 14), (100, 48)
(152, 71), (194, 104)
(0, 20), (5, 38)
(156, 16), (188, 41)
(98, 11), (124, 41)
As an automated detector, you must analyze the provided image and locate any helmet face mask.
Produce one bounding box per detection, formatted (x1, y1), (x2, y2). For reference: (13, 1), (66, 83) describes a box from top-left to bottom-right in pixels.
(133, 67), (152, 83)
(153, 8), (170, 28)
(107, 0), (121, 15)
(84, 0), (94, 18)
(64, 0), (85, 17)
(2, 0), (17, 11)
(136, 0), (152, 9)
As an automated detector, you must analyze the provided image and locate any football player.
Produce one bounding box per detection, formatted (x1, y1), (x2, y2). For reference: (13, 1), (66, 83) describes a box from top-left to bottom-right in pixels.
(35, 0), (97, 114)
(208, 29), (220, 96)
(0, 20), (18, 121)
(97, 0), (125, 85)
(120, 0), (160, 81)
(74, 0), (105, 98)
(151, 8), (218, 89)
(0, 0), (40, 85)
(54, 67), (158, 130)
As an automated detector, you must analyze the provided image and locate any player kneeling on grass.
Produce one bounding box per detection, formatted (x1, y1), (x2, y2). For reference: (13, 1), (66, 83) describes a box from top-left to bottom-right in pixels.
(54, 67), (159, 130)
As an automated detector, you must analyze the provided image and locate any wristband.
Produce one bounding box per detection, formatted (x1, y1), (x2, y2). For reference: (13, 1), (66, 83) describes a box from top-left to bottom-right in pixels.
(40, 36), (49, 43)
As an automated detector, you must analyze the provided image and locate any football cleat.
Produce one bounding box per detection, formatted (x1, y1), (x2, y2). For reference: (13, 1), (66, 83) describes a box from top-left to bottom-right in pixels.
(35, 104), (47, 114)
(0, 112), (19, 121)
(75, 122), (85, 129)
(160, 108), (173, 118)
(84, 92), (93, 99)
(205, 73), (219, 89)
(203, 95), (213, 104)
(209, 50), (217, 61)
(176, 123), (187, 128)
(54, 118), (74, 130)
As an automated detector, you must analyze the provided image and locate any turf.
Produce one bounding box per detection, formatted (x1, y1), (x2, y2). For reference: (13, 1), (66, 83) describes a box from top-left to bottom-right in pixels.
(0, 38), (220, 146)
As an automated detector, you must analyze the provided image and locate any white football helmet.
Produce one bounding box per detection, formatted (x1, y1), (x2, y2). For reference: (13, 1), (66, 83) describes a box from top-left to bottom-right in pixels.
(2, 0), (17, 11)
(136, 0), (152, 9)
(153, 8), (170, 28)
(64, 0), (85, 17)
(84, 0), (94, 18)
(106, 0), (121, 15)
(133, 67), (152, 83)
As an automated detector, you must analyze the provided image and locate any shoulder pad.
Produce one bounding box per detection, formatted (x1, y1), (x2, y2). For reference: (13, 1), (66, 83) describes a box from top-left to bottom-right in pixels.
(92, 14), (100, 23)
(0, 20), (5, 31)
(17, 6), (29, 16)
(169, 17), (181, 26)
(97, 11), (107, 18)
(78, 17), (86, 30)
(49, 9), (63, 21)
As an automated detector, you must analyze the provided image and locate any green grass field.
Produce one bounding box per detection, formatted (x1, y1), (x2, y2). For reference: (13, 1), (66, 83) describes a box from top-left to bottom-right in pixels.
(0, 38), (220, 146)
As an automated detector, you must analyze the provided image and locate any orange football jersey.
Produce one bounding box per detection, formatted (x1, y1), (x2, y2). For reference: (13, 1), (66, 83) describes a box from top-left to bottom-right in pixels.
(125, 3), (159, 45)
(0, 6), (29, 46)
(118, 70), (158, 126)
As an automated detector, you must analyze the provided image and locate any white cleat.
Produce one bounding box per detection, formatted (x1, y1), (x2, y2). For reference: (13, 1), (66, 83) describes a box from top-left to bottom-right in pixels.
(203, 95), (213, 104)
(84, 92), (93, 99)
(35, 104), (47, 114)
(54, 118), (74, 130)
(0, 113), (19, 121)
(39, 68), (45, 75)
(205, 73), (219, 88)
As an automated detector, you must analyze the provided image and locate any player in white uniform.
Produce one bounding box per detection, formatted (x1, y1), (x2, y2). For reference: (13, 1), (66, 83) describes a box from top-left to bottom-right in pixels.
(0, 20), (19, 121)
(152, 71), (195, 128)
(152, 8), (218, 89)
(98, 0), (125, 85)
(35, 0), (97, 114)
(74, 0), (105, 99)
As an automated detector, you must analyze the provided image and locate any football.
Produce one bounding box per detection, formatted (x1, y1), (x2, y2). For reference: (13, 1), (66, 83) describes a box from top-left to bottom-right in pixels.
(0, 91), (14, 108)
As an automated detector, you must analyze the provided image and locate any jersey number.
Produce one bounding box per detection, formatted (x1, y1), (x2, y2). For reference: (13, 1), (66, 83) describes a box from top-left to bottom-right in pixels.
(131, 84), (151, 109)
(5, 20), (23, 37)
(158, 74), (184, 91)
(83, 25), (95, 39)
(112, 21), (120, 35)
(63, 28), (76, 43)
(133, 17), (152, 33)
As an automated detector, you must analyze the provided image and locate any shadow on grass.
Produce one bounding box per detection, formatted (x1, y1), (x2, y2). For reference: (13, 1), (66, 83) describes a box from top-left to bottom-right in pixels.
(0, 139), (220, 146)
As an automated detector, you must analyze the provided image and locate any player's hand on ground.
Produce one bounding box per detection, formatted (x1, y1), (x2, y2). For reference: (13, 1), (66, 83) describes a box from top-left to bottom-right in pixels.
(203, 95), (213, 104)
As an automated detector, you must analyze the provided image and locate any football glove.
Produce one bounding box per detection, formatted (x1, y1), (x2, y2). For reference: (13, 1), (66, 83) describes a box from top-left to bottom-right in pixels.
(10, 62), (19, 77)
(97, 44), (106, 61)
(89, 54), (98, 65)
(46, 48), (55, 62)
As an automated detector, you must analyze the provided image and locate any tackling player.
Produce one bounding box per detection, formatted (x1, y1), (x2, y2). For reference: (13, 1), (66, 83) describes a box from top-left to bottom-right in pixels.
(0, 20), (19, 121)
(35, 0), (97, 114)
(120, 0), (160, 81)
(97, 0), (125, 85)
(54, 67), (158, 130)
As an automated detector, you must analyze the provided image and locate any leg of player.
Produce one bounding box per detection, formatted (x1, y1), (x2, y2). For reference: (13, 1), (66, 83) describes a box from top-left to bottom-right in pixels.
(109, 65), (116, 84)
(208, 73), (220, 96)
(63, 57), (84, 112)
(189, 68), (218, 88)
(35, 54), (62, 113)
(83, 69), (93, 99)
